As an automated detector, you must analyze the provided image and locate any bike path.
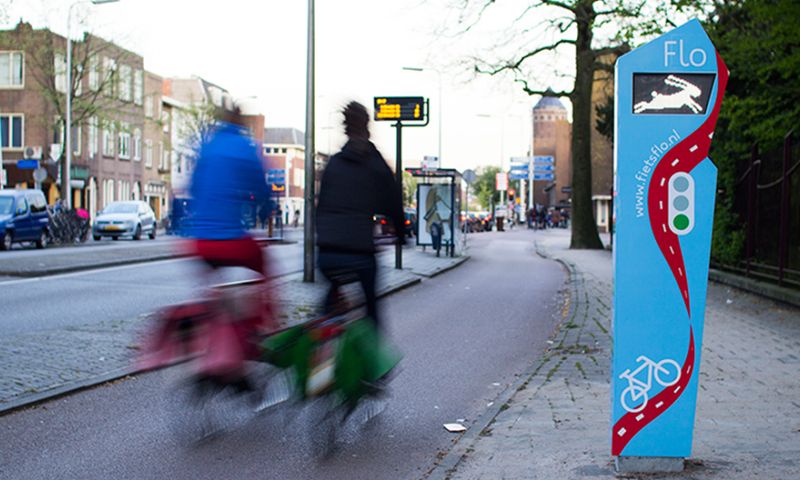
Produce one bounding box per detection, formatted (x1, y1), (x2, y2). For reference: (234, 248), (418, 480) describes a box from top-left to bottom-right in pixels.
(0, 249), (467, 415)
(428, 229), (800, 479)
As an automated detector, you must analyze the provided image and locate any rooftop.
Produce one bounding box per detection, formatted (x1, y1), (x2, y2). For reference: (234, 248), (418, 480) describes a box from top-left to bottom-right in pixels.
(534, 89), (566, 110)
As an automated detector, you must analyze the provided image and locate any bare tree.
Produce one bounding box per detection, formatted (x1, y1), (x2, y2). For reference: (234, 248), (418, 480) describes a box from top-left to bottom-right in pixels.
(0, 23), (138, 193)
(441, 0), (692, 249)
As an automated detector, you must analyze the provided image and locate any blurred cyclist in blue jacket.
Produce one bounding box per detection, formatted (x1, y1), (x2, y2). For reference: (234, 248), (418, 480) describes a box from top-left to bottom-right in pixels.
(189, 105), (270, 276)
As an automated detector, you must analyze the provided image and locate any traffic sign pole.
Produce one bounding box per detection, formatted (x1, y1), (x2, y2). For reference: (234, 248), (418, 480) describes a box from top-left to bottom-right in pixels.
(375, 96), (430, 269)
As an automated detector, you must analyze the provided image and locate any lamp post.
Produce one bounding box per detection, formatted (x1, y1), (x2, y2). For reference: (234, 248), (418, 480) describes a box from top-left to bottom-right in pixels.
(402, 66), (442, 165)
(64, 0), (118, 208)
(303, 0), (315, 283)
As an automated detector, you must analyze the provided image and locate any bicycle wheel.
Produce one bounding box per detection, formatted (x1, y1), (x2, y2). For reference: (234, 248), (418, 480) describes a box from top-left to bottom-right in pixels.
(306, 393), (345, 459)
(655, 359), (682, 387)
(620, 385), (647, 413)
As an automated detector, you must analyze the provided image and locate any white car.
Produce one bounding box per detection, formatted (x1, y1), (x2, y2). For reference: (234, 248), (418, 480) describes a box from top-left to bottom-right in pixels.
(93, 201), (157, 241)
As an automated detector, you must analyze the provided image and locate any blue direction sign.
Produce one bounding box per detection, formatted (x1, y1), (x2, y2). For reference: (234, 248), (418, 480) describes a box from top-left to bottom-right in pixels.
(611, 19), (728, 460)
(533, 164), (554, 172)
(533, 173), (554, 181)
(533, 155), (554, 165)
(266, 169), (286, 194)
(17, 159), (39, 169)
(509, 173), (528, 181)
(509, 163), (529, 172)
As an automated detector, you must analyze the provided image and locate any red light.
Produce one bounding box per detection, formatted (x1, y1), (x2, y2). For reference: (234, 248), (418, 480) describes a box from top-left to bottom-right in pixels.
(380, 218), (387, 225)
(405, 219), (411, 225)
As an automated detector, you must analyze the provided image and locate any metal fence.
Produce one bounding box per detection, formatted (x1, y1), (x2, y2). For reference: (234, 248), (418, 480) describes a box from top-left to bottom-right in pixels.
(719, 130), (800, 288)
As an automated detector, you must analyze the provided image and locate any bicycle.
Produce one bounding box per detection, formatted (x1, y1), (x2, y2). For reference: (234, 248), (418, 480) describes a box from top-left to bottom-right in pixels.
(258, 278), (401, 457)
(618, 355), (681, 413)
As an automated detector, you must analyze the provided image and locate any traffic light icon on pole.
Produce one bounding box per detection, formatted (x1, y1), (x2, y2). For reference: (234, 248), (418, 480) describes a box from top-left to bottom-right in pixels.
(667, 172), (694, 235)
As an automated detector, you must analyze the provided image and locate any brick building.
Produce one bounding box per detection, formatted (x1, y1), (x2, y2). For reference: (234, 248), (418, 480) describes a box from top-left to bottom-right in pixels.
(263, 127), (305, 226)
(532, 90), (572, 209)
(0, 21), (147, 219)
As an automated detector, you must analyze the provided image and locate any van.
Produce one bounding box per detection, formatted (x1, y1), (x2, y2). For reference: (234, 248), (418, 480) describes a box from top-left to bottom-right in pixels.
(0, 189), (50, 250)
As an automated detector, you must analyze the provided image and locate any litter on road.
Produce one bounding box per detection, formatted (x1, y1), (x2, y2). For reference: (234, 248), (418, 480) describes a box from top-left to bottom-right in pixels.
(444, 423), (467, 433)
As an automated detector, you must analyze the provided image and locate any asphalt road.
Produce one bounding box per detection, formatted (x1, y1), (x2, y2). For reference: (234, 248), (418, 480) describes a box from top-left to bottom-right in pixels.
(0, 230), (566, 480)
(0, 236), (304, 336)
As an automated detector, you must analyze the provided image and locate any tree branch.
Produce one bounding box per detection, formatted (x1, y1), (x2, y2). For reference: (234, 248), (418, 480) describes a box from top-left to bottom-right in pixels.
(474, 37), (576, 76)
(514, 78), (573, 98)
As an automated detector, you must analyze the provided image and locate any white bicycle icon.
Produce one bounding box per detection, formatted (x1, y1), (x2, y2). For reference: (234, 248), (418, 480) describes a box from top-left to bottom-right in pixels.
(619, 355), (681, 413)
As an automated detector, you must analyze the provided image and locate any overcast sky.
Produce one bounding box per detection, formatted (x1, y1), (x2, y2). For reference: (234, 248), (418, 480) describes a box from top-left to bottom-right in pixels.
(3, 0), (580, 173)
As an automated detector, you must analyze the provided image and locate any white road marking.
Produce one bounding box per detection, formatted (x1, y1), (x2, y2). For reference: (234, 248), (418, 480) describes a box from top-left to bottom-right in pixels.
(709, 132), (714, 139)
(656, 401), (664, 409)
(674, 386), (682, 394)
(662, 224), (667, 233)
(684, 290), (689, 298)
(635, 414), (645, 422)
(660, 201), (664, 210)
(687, 365), (692, 374)
(617, 428), (627, 437)
(660, 178), (666, 187)
(671, 159), (680, 167)
(669, 246), (675, 255)
(689, 145), (698, 152)
(678, 267), (683, 277)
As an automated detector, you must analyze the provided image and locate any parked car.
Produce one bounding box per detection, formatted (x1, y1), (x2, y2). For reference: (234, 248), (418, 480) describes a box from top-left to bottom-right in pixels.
(0, 189), (50, 250)
(93, 201), (157, 241)
(404, 207), (417, 238)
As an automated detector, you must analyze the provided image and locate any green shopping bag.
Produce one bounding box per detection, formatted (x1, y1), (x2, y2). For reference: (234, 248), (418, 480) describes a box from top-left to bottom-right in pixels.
(335, 317), (402, 402)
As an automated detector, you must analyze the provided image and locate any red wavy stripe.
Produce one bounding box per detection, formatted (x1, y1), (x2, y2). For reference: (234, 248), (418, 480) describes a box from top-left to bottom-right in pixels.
(612, 328), (695, 455)
(646, 52), (729, 318)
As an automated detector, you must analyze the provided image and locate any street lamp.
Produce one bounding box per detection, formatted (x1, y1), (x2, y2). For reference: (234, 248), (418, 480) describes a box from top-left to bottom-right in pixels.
(402, 66), (443, 165)
(64, 0), (119, 208)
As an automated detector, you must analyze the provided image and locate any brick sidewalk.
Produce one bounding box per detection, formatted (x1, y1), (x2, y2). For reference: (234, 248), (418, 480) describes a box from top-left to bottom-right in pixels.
(0, 249), (466, 414)
(433, 229), (800, 479)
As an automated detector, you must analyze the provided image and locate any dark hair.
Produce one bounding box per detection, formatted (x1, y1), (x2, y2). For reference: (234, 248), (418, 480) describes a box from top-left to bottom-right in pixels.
(221, 104), (244, 126)
(343, 101), (370, 139)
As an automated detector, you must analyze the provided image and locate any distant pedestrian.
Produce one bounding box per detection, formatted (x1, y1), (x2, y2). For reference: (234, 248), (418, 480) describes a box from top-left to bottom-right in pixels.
(292, 208), (300, 228)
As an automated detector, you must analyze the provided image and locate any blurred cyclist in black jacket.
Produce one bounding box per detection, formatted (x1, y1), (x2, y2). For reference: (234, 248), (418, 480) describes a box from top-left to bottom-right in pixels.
(316, 101), (404, 330)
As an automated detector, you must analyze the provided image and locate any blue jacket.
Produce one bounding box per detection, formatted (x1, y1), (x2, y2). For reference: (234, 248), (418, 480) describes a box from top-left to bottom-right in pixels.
(189, 122), (269, 240)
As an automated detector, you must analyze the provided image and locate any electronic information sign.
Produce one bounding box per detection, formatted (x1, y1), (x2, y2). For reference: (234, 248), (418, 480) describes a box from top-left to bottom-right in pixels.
(612, 19), (728, 460)
(374, 97), (425, 122)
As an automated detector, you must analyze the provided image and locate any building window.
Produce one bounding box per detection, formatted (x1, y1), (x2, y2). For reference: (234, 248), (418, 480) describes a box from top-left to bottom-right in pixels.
(144, 96), (153, 118)
(118, 64), (132, 102)
(102, 121), (115, 157)
(88, 55), (99, 91)
(88, 116), (98, 156)
(165, 149), (172, 172)
(0, 51), (24, 87)
(103, 179), (114, 207)
(72, 125), (81, 155)
(0, 114), (24, 149)
(118, 122), (130, 159)
(54, 53), (67, 94)
(133, 69), (143, 105)
(144, 139), (153, 168)
(161, 110), (170, 133)
(281, 148), (287, 154)
(293, 168), (304, 187)
(157, 141), (163, 169)
(103, 57), (116, 98)
(133, 129), (141, 161)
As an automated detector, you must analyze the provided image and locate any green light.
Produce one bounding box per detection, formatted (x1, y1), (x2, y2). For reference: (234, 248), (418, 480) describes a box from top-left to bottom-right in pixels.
(673, 214), (690, 230)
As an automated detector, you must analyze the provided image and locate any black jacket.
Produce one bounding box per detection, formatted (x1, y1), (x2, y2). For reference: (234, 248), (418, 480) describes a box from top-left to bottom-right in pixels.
(316, 139), (405, 254)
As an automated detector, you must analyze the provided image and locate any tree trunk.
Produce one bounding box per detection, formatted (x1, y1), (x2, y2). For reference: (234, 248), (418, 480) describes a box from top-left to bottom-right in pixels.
(569, 2), (604, 250)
